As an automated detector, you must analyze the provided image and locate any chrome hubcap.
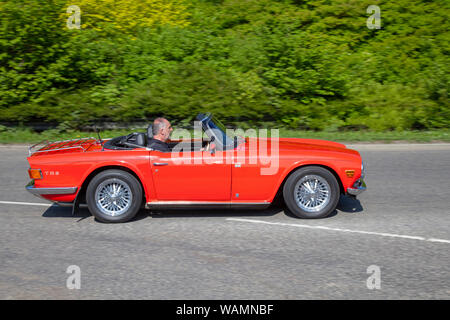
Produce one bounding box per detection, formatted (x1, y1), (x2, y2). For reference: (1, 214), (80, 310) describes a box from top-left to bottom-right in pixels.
(294, 175), (330, 212)
(95, 179), (132, 216)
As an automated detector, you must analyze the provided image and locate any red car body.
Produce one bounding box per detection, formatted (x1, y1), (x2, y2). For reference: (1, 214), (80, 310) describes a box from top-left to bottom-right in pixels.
(26, 136), (365, 209)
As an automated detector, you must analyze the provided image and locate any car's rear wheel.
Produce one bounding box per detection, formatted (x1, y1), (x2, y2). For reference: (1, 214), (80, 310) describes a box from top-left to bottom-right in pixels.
(283, 166), (340, 219)
(86, 169), (142, 223)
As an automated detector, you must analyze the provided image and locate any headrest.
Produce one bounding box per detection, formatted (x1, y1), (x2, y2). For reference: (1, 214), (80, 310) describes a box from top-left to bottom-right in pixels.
(147, 124), (153, 139)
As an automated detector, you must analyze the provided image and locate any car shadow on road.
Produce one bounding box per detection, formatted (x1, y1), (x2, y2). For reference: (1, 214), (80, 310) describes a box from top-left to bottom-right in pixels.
(147, 195), (363, 220)
(41, 205), (91, 221)
(147, 206), (284, 219)
(41, 195), (363, 222)
(337, 195), (364, 214)
(41, 204), (283, 219)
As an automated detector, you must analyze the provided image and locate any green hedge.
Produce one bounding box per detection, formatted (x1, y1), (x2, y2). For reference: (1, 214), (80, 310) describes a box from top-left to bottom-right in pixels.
(0, 0), (449, 131)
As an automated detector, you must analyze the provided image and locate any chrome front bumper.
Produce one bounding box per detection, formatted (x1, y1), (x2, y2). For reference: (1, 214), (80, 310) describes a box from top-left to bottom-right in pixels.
(347, 179), (366, 196)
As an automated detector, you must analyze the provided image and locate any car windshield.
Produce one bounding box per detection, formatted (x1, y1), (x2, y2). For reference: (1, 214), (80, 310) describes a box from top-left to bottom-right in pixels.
(196, 113), (234, 148)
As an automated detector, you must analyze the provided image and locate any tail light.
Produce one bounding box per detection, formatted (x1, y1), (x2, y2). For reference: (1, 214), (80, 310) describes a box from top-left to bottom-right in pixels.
(28, 168), (43, 180)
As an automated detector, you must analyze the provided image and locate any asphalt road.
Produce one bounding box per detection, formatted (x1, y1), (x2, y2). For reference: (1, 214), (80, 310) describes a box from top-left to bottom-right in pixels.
(0, 144), (449, 299)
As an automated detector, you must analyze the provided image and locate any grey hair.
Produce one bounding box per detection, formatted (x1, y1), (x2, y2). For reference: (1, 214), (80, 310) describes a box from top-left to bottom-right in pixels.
(152, 117), (167, 135)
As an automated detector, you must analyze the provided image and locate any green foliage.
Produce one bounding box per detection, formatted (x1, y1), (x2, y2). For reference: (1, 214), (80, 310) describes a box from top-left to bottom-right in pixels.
(0, 0), (449, 131)
(64, 0), (190, 33)
(117, 62), (275, 123)
(0, 0), (72, 108)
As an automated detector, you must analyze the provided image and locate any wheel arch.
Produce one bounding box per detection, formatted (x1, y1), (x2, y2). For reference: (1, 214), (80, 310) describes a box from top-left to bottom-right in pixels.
(272, 164), (345, 203)
(77, 165), (146, 206)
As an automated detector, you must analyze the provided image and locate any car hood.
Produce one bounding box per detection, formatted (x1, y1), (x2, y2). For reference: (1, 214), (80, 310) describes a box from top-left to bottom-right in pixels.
(279, 137), (347, 150)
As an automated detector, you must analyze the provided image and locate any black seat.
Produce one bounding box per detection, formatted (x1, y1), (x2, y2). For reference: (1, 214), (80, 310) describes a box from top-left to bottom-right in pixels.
(134, 132), (147, 146)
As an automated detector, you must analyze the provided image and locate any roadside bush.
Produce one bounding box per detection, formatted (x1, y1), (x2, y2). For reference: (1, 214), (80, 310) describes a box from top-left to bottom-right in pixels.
(116, 63), (274, 123)
(0, 0), (448, 131)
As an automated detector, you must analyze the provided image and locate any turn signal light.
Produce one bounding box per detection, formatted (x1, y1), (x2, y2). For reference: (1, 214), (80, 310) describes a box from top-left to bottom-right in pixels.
(28, 168), (43, 180)
(345, 170), (355, 178)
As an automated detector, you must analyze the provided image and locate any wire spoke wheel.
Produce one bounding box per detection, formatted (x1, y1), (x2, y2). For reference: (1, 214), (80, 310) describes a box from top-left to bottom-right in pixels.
(294, 174), (331, 213)
(95, 179), (133, 217)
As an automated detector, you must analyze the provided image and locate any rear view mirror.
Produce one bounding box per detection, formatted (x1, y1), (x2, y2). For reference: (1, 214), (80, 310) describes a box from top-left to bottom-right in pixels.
(210, 143), (216, 155)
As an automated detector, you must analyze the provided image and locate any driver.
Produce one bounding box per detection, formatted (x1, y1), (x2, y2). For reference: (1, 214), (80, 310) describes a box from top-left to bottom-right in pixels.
(148, 117), (173, 152)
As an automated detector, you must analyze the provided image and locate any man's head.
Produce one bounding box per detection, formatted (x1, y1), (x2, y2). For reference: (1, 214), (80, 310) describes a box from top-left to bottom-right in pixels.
(152, 117), (173, 142)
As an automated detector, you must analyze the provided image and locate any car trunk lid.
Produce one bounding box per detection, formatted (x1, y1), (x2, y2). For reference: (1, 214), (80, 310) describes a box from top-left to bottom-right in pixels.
(28, 137), (101, 157)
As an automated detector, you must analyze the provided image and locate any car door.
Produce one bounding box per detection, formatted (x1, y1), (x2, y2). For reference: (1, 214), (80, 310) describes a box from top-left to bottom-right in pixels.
(150, 149), (231, 201)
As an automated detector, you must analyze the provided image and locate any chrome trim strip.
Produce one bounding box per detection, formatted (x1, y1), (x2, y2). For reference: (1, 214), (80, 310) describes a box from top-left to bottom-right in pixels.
(146, 201), (271, 210)
(28, 140), (49, 156)
(347, 179), (367, 196)
(361, 161), (365, 179)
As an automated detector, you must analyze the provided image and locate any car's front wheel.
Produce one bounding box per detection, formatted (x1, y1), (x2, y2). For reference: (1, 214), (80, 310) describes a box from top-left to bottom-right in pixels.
(86, 169), (143, 223)
(283, 166), (340, 219)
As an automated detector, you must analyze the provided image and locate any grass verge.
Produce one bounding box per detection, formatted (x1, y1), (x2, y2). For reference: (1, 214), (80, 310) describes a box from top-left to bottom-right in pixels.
(0, 127), (449, 144)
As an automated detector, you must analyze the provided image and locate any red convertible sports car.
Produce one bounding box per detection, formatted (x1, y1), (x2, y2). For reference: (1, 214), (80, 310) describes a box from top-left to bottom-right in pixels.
(26, 113), (366, 223)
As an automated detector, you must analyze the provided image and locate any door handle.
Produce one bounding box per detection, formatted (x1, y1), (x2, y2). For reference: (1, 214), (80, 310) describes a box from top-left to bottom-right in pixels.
(153, 162), (169, 166)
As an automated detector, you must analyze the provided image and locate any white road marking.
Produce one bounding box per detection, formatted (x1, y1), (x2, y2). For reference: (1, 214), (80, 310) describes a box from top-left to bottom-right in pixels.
(227, 218), (450, 244)
(1, 201), (448, 244)
(0, 200), (51, 207)
(427, 238), (450, 244)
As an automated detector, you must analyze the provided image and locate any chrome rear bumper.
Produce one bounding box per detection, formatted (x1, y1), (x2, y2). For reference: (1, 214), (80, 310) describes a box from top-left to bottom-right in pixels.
(26, 181), (78, 195)
(347, 179), (366, 196)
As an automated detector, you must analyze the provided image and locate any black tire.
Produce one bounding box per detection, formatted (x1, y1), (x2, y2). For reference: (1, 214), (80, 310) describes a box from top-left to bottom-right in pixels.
(283, 166), (340, 219)
(86, 169), (143, 223)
